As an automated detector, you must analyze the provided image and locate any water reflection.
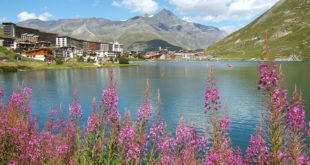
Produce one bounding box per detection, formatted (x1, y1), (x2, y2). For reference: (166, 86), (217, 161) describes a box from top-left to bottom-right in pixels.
(0, 61), (309, 152)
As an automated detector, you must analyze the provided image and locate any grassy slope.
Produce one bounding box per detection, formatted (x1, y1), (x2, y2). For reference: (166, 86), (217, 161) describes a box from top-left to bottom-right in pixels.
(207, 0), (310, 60)
(0, 46), (38, 62)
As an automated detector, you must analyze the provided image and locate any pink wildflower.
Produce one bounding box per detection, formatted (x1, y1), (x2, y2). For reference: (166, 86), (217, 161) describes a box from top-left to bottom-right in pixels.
(118, 125), (140, 163)
(0, 87), (3, 97)
(137, 103), (152, 122)
(287, 105), (306, 131)
(258, 61), (278, 91)
(8, 160), (18, 165)
(308, 122), (310, 137)
(86, 98), (100, 134)
(204, 65), (221, 112)
(137, 80), (152, 123)
(56, 144), (68, 157)
(272, 88), (288, 107)
(69, 89), (82, 122)
(245, 133), (269, 164)
(101, 87), (119, 123)
(23, 87), (32, 98)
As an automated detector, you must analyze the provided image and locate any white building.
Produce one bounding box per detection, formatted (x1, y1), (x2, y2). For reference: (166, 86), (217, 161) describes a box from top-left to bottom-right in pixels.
(56, 36), (71, 48)
(110, 41), (123, 53)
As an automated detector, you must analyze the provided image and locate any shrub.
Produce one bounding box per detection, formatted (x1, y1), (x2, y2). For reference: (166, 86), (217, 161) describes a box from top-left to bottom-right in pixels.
(109, 57), (114, 63)
(14, 54), (22, 61)
(55, 58), (64, 65)
(0, 66), (18, 72)
(87, 58), (95, 63)
(77, 56), (84, 62)
(119, 57), (129, 64)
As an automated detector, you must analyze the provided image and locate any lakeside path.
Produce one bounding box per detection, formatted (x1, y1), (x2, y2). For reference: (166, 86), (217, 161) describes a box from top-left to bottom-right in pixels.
(0, 62), (140, 72)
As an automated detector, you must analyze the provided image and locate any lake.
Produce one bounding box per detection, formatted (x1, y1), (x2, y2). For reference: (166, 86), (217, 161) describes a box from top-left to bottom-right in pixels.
(1, 61), (309, 152)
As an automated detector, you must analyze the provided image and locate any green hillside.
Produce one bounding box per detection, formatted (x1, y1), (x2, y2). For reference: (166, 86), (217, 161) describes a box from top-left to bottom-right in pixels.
(207, 0), (310, 60)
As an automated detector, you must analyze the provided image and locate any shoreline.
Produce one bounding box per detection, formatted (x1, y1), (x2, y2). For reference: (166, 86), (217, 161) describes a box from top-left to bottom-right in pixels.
(0, 62), (140, 72)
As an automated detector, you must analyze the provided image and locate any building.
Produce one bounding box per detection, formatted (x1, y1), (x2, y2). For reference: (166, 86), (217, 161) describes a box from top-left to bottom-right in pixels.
(71, 38), (82, 50)
(39, 31), (57, 45)
(109, 41), (124, 53)
(89, 41), (100, 51)
(25, 48), (53, 61)
(2, 22), (57, 46)
(82, 41), (89, 51)
(100, 43), (109, 52)
(3, 22), (39, 38)
(0, 36), (15, 47)
(21, 33), (39, 43)
(56, 36), (71, 48)
(13, 39), (35, 52)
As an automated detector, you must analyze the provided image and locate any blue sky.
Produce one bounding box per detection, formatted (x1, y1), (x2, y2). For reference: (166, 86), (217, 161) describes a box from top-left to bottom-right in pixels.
(0, 0), (279, 34)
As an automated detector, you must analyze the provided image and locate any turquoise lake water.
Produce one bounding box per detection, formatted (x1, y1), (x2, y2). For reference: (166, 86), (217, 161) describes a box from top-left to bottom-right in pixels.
(1, 61), (309, 152)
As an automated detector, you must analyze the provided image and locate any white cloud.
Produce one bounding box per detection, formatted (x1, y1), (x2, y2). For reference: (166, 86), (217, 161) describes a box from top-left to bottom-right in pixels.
(170, 0), (230, 15)
(220, 24), (245, 33)
(38, 12), (53, 21)
(171, 0), (279, 23)
(0, 17), (8, 22)
(183, 15), (226, 23)
(17, 11), (54, 22)
(112, 0), (158, 14)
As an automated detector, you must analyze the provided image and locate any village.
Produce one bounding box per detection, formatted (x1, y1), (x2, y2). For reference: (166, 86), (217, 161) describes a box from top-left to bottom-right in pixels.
(0, 22), (209, 63)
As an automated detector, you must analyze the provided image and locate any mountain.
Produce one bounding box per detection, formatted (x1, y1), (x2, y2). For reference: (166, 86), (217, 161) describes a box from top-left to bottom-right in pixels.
(207, 0), (310, 60)
(17, 9), (227, 51)
(127, 39), (183, 53)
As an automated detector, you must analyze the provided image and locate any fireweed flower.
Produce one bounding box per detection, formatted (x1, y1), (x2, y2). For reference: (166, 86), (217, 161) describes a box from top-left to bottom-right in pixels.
(56, 144), (68, 157)
(0, 87), (3, 96)
(101, 87), (119, 123)
(258, 61), (279, 91)
(287, 105), (306, 131)
(204, 65), (221, 112)
(86, 98), (100, 134)
(147, 121), (164, 142)
(173, 119), (208, 164)
(23, 87), (32, 98)
(137, 103), (152, 122)
(118, 125), (140, 163)
(8, 160), (18, 165)
(287, 87), (306, 132)
(137, 80), (152, 123)
(245, 133), (269, 164)
(69, 89), (82, 122)
(8, 87), (33, 116)
(272, 88), (288, 107)
(308, 122), (310, 137)
(219, 116), (230, 135)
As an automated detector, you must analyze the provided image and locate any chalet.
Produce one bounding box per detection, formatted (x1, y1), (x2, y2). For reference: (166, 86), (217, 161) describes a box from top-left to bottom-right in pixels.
(25, 48), (54, 61)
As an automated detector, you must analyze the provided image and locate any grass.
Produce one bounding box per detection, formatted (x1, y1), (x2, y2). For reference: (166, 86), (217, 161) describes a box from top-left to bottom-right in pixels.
(0, 61), (140, 72)
(0, 46), (139, 72)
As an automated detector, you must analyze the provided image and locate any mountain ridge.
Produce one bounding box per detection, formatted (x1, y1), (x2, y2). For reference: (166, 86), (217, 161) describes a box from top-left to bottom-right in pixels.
(17, 9), (227, 51)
